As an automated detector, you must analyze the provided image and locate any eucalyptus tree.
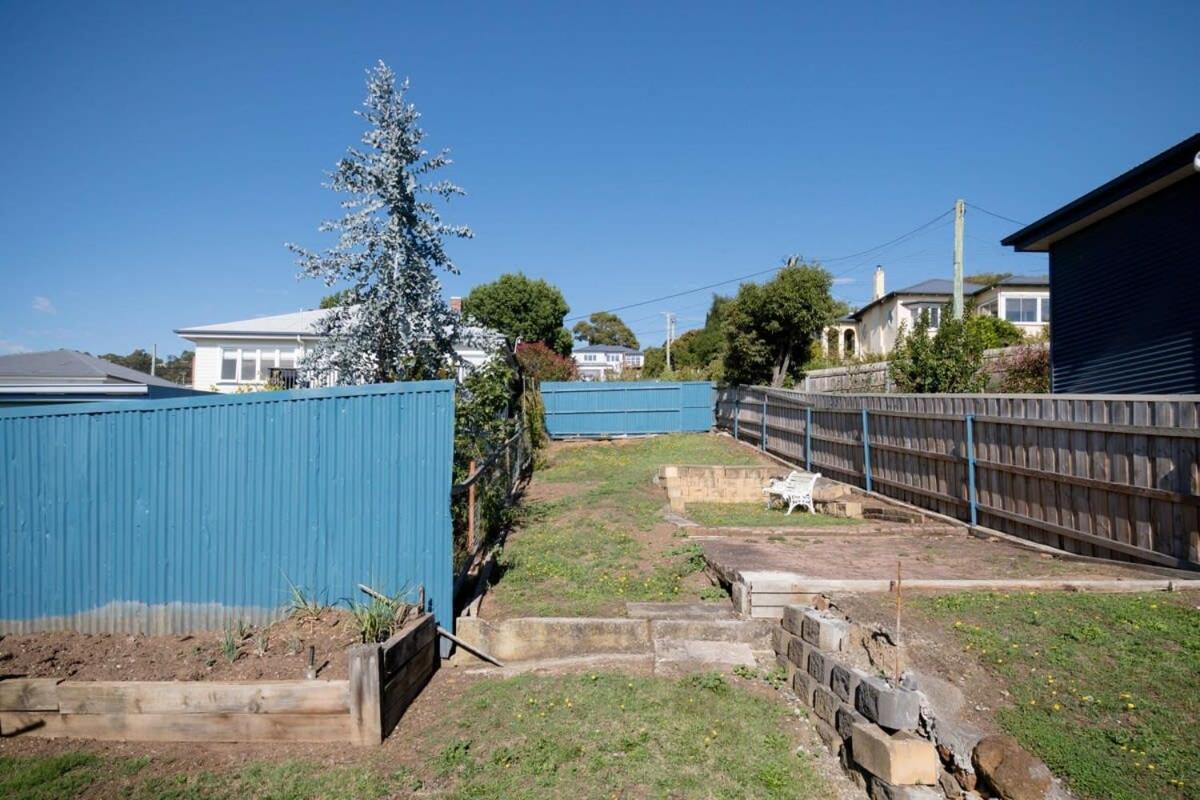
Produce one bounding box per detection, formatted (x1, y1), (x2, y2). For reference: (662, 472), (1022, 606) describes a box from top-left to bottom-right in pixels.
(288, 62), (470, 384)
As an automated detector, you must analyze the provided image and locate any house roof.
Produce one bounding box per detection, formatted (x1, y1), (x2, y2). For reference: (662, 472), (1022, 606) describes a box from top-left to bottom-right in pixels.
(846, 275), (1048, 321)
(176, 309), (328, 338)
(0, 350), (183, 387)
(1002, 131), (1200, 252)
(574, 344), (642, 354)
(989, 275), (1049, 288)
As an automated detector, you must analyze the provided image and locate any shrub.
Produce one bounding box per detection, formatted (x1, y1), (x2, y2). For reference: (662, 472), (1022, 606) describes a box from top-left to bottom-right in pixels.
(516, 341), (577, 382)
(889, 311), (987, 393)
(998, 343), (1051, 393)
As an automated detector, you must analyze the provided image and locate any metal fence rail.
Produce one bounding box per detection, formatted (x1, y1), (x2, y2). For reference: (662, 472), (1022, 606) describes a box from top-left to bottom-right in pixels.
(717, 385), (1200, 571)
(541, 380), (714, 437)
(0, 381), (456, 634)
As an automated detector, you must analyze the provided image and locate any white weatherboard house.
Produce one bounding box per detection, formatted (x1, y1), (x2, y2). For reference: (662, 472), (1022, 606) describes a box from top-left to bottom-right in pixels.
(176, 306), (495, 392)
(571, 344), (644, 381)
(824, 267), (1050, 358)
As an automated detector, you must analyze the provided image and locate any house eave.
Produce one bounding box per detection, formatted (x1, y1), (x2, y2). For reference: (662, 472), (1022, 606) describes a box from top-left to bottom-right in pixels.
(1002, 133), (1200, 252)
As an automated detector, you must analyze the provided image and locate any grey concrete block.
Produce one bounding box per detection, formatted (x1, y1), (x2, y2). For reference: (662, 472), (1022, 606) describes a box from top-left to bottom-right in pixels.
(836, 704), (868, 742)
(856, 676), (922, 732)
(807, 648), (835, 684)
(781, 604), (812, 636)
(799, 608), (851, 651)
(831, 662), (868, 703)
(812, 684), (840, 723)
(813, 716), (843, 756)
(787, 635), (809, 670)
(792, 670), (816, 706)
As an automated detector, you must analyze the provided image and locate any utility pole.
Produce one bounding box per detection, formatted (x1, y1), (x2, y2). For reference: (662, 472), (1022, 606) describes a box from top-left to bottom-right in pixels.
(952, 198), (966, 320)
(151, 344), (157, 376)
(663, 312), (675, 372)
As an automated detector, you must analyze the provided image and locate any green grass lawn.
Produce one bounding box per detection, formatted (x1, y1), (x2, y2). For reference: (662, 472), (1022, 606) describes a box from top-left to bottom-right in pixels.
(0, 672), (832, 800)
(489, 434), (764, 617)
(920, 591), (1200, 800)
(685, 502), (863, 528)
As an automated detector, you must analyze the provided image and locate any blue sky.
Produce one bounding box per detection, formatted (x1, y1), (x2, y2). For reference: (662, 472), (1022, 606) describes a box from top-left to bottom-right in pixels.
(1, 1), (1196, 356)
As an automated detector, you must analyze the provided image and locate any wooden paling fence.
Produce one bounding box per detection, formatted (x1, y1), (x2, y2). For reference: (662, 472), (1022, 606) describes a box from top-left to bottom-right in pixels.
(717, 387), (1200, 571)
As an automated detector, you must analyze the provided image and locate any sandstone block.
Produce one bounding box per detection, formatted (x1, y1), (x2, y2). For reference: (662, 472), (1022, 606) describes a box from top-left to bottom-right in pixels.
(851, 724), (938, 786)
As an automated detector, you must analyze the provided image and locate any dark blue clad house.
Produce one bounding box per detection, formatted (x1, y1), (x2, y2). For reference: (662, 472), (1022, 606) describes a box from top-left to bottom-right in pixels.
(1003, 133), (1200, 394)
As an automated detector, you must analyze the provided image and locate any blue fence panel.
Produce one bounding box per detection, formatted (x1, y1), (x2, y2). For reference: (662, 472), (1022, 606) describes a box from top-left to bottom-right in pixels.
(541, 381), (714, 437)
(0, 381), (455, 634)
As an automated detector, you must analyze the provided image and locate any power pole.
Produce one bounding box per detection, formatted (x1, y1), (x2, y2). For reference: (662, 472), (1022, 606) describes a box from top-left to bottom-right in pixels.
(952, 198), (966, 320)
(151, 344), (157, 377)
(663, 312), (675, 372)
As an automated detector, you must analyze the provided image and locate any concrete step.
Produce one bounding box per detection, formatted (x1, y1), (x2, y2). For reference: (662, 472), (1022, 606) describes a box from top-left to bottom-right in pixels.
(650, 618), (775, 648)
(626, 601), (735, 620)
(653, 638), (756, 675)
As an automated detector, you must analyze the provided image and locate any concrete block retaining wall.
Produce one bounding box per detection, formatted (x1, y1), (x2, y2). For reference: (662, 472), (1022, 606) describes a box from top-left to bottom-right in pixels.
(774, 604), (977, 799)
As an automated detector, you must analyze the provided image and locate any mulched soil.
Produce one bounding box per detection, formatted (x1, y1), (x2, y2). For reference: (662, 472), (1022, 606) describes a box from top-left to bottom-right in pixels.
(0, 609), (358, 682)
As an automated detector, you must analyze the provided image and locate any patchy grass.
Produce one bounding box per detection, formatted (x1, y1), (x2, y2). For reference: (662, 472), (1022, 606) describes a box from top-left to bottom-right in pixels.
(490, 434), (765, 616)
(686, 502), (863, 528)
(921, 591), (1200, 800)
(419, 672), (829, 799)
(1, 673), (832, 799)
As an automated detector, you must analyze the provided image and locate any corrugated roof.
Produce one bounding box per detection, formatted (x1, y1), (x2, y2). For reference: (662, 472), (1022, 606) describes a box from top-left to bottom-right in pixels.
(0, 350), (183, 387)
(176, 309), (328, 337)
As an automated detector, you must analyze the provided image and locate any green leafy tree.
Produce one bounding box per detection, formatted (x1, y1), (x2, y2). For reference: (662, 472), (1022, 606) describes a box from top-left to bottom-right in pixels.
(571, 312), (638, 349)
(964, 272), (1013, 288)
(889, 311), (987, 393)
(158, 350), (195, 385)
(462, 272), (572, 355)
(722, 259), (837, 387)
(100, 348), (155, 375)
(642, 346), (666, 378)
(965, 313), (1023, 350)
(319, 289), (356, 309)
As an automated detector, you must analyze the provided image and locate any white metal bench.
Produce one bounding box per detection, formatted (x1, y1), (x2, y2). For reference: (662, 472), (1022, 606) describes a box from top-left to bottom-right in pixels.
(762, 470), (820, 515)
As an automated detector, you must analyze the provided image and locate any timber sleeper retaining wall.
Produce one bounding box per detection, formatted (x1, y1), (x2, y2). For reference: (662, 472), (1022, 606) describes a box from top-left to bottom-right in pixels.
(0, 613), (437, 746)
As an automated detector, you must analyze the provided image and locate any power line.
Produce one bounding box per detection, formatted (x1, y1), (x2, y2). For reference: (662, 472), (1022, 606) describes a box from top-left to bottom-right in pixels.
(966, 202), (1028, 228)
(564, 208), (954, 323)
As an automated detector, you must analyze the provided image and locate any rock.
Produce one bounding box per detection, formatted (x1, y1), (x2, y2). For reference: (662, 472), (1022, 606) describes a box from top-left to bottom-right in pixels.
(973, 734), (1053, 800)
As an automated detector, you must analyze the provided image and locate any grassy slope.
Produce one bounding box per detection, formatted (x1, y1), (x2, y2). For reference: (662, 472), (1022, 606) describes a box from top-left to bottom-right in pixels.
(1, 673), (832, 800)
(685, 502), (862, 528)
(489, 434), (764, 617)
(921, 591), (1200, 800)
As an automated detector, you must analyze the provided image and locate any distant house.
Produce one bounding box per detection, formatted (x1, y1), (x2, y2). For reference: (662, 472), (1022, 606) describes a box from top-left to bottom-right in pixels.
(175, 304), (497, 393)
(824, 266), (1050, 358)
(1003, 132), (1200, 393)
(572, 344), (644, 381)
(0, 350), (203, 406)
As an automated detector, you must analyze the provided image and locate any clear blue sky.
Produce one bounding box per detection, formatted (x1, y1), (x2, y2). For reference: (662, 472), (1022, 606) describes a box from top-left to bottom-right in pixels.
(1, 1), (1196, 356)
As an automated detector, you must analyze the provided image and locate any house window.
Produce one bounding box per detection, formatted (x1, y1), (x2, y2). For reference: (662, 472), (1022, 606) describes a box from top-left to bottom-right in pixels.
(241, 352), (257, 382)
(980, 301), (998, 317)
(583, 354), (597, 362)
(221, 351), (237, 381)
(1005, 298), (1039, 323)
(911, 304), (940, 328)
(1040, 297), (1050, 322)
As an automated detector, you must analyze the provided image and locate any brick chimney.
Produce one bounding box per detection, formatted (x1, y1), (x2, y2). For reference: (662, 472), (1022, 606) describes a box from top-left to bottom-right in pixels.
(873, 266), (885, 300)
(449, 296), (462, 314)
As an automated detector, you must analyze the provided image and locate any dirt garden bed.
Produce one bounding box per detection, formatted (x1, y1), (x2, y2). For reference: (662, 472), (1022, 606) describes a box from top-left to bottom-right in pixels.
(0, 608), (356, 683)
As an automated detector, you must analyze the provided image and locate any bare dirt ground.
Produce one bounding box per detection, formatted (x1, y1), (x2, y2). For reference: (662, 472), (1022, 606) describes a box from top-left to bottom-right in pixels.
(0, 608), (357, 682)
(700, 529), (1156, 582)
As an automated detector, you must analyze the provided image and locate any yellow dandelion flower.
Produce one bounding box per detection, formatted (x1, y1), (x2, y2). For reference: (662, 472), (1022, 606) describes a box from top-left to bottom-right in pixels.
(1052, 703), (1061, 711)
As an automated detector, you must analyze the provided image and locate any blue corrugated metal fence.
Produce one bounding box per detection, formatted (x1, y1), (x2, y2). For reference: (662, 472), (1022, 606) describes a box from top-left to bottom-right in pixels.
(0, 381), (455, 634)
(541, 381), (714, 437)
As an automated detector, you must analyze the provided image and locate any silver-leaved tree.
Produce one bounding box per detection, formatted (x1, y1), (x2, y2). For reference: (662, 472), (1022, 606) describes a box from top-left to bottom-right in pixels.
(288, 62), (470, 385)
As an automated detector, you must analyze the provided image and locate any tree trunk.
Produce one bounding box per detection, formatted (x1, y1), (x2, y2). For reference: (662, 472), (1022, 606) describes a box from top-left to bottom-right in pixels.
(771, 349), (792, 388)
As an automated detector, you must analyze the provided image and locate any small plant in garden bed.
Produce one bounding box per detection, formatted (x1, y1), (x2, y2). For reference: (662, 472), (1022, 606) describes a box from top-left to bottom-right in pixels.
(921, 591), (1200, 800)
(220, 622), (240, 663)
